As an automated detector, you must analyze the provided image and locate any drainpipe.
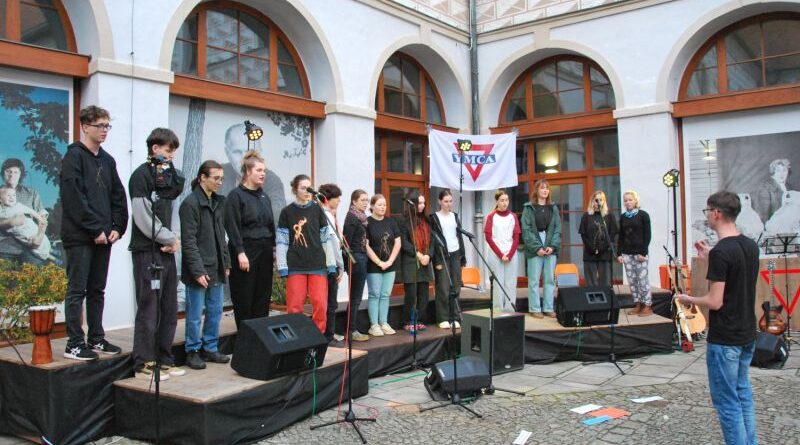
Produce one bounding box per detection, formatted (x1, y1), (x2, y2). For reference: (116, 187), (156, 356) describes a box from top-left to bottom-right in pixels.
(469, 0), (486, 291)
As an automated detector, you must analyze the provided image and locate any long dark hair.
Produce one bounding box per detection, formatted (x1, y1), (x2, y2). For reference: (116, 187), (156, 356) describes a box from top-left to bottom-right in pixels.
(191, 160), (223, 190)
(402, 189), (424, 220)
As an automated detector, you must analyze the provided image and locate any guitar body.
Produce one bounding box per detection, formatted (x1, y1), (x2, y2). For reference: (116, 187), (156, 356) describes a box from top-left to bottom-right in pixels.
(684, 305), (707, 334)
(759, 301), (787, 336)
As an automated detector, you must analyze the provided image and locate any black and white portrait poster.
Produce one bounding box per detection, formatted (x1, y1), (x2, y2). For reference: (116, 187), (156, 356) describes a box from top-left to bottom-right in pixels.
(689, 131), (800, 252)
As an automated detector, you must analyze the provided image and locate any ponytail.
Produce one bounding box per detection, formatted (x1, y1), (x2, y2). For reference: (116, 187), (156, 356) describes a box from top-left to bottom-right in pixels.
(191, 160), (223, 190)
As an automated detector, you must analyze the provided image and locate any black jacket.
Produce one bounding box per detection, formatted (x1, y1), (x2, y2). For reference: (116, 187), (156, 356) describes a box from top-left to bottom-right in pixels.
(59, 142), (128, 247)
(179, 187), (231, 286)
(429, 211), (466, 267)
(224, 184), (275, 256)
(617, 210), (651, 256)
(579, 212), (618, 262)
(398, 216), (434, 283)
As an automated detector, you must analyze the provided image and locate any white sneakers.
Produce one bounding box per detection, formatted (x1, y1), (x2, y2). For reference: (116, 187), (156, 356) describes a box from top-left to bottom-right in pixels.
(369, 324), (384, 337)
(438, 321), (461, 329)
(380, 324), (396, 335)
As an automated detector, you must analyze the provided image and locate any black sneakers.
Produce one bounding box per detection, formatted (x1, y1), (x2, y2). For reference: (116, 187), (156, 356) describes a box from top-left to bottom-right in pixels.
(186, 351), (206, 370)
(201, 349), (230, 363)
(90, 339), (122, 355)
(64, 343), (99, 361)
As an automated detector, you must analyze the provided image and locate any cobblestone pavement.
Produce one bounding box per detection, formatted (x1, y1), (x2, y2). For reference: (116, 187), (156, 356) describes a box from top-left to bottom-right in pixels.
(2, 340), (799, 445)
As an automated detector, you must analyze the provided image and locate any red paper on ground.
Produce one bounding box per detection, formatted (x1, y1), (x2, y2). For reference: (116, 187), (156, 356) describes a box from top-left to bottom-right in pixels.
(589, 407), (630, 419)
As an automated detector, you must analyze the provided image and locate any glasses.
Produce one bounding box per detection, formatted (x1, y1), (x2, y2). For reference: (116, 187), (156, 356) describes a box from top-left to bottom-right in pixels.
(210, 176), (224, 183)
(702, 208), (718, 216)
(85, 123), (112, 130)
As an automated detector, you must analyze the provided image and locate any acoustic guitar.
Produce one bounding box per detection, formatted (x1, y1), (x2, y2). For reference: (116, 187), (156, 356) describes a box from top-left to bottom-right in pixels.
(759, 260), (787, 336)
(671, 265), (706, 353)
(672, 265), (706, 334)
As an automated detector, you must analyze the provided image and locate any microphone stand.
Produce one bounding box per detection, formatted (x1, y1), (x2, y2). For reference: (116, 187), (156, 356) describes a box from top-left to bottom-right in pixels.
(581, 210), (630, 375)
(459, 227), (524, 397)
(420, 219), (481, 418)
(147, 161), (165, 445)
(310, 193), (375, 444)
(388, 201), (427, 374)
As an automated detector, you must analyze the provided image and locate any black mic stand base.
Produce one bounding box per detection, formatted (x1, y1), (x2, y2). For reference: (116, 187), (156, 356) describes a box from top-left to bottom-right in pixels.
(310, 408), (376, 444)
(419, 393), (483, 418)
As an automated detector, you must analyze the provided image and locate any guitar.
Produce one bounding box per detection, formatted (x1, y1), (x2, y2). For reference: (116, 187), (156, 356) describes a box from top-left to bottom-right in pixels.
(672, 265), (707, 334)
(759, 260), (787, 336)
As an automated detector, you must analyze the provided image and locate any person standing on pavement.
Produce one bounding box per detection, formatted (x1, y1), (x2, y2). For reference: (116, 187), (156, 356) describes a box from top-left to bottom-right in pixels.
(678, 191), (759, 445)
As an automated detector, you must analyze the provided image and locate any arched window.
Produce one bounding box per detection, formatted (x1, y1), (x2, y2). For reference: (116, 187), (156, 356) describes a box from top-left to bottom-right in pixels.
(681, 14), (800, 99)
(171, 2), (308, 97)
(376, 53), (445, 125)
(500, 56), (615, 124)
(0, 0), (74, 51)
(496, 55), (619, 281)
(374, 52), (449, 216)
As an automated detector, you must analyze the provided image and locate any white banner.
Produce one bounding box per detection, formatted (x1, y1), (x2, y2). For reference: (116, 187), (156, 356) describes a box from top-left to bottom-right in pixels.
(428, 129), (518, 191)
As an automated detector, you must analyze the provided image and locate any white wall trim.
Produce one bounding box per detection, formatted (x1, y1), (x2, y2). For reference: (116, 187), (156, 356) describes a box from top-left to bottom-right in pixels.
(324, 103), (378, 120)
(88, 58), (174, 84)
(613, 102), (674, 119)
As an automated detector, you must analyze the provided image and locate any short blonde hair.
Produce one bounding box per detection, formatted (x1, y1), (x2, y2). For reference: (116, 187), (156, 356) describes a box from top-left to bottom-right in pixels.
(622, 190), (640, 209)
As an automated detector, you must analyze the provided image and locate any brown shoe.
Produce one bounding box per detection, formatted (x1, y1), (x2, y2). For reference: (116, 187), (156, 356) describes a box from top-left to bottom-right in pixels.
(543, 312), (556, 318)
(627, 302), (642, 315)
(529, 312), (544, 319)
(638, 305), (653, 317)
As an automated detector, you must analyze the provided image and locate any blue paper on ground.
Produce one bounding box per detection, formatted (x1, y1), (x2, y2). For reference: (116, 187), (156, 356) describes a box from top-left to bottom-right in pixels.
(582, 415), (612, 425)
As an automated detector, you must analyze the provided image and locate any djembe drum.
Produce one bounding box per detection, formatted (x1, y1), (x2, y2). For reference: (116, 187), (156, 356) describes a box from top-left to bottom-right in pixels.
(29, 305), (56, 365)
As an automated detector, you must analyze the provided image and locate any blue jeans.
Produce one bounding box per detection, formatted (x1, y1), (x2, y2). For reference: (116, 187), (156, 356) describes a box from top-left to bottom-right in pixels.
(527, 254), (556, 313)
(184, 282), (224, 353)
(367, 271), (395, 325)
(707, 342), (757, 445)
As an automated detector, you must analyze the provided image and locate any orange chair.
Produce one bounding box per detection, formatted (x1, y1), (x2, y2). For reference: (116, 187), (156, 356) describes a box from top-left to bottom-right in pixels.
(461, 267), (481, 290)
(554, 263), (579, 287)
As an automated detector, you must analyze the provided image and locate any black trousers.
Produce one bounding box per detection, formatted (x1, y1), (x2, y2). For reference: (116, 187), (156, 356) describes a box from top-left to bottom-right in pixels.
(64, 244), (111, 348)
(229, 238), (274, 331)
(324, 272), (339, 341)
(132, 250), (178, 369)
(347, 252), (368, 333)
(402, 281), (429, 326)
(434, 251), (462, 323)
(584, 261), (611, 287)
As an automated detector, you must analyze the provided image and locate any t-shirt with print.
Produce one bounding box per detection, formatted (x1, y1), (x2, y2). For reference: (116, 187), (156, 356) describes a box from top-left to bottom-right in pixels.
(277, 202), (329, 273)
(366, 216), (401, 274)
(705, 234), (759, 345)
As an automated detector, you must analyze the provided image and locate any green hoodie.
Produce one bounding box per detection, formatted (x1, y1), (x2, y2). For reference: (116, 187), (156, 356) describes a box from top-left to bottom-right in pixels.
(520, 202), (561, 258)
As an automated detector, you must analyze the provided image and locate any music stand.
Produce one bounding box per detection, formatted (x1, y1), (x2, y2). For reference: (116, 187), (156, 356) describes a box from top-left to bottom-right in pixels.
(764, 233), (800, 351)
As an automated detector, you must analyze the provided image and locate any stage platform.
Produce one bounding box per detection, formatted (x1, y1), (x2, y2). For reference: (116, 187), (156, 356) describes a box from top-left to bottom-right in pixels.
(113, 347), (368, 445)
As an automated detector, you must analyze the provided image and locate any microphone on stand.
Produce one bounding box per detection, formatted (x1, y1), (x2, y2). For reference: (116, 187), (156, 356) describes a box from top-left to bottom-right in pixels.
(305, 187), (327, 203)
(457, 227), (476, 240)
(405, 199), (416, 206)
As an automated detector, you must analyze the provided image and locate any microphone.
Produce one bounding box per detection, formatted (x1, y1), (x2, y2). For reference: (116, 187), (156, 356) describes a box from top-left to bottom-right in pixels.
(405, 199), (415, 206)
(457, 227), (476, 240)
(305, 187), (327, 203)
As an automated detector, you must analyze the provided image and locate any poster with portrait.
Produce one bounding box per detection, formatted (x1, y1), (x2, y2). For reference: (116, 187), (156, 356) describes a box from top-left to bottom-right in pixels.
(689, 131), (800, 254)
(0, 77), (70, 267)
(169, 96), (312, 306)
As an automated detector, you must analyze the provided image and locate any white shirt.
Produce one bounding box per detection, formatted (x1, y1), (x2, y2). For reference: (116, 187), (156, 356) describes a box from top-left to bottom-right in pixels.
(437, 211), (459, 253)
(489, 212), (516, 256)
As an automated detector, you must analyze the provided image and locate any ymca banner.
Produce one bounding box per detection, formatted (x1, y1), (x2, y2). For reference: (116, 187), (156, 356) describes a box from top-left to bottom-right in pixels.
(428, 129), (518, 191)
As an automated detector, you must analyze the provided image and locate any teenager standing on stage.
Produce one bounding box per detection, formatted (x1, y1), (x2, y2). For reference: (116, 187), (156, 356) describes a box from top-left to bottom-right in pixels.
(365, 194), (401, 337)
(318, 183), (345, 344)
(343, 190), (370, 342)
(129, 128), (185, 380)
(224, 151), (275, 331)
(61, 105), (128, 360)
(484, 189), (521, 312)
(617, 190), (653, 316)
(579, 191), (618, 287)
(521, 179), (560, 318)
(430, 189), (465, 329)
(399, 190), (433, 331)
(678, 191), (759, 445)
(276, 175), (335, 333)
(180, 160), (231, 370)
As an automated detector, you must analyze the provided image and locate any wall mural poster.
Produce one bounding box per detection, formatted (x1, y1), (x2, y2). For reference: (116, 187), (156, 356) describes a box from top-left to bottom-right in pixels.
(169, 96), (312, 306)
(0, 79), (70, 267)
(689, 131), (800, 254)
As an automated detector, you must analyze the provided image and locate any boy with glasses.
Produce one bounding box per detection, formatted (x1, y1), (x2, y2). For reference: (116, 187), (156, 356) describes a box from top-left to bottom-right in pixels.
(60, 105), (128, 360)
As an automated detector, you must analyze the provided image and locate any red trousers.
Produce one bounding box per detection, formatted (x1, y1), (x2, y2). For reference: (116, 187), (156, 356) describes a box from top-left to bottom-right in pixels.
(286, 274), (328, 333)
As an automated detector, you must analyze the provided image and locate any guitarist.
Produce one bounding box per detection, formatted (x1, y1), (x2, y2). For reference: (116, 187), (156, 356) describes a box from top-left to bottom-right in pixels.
(677, 191), (758, 445)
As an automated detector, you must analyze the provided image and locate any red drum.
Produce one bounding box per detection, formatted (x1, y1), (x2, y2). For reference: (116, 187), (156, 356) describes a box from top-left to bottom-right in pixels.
(29, 306), (56, 365)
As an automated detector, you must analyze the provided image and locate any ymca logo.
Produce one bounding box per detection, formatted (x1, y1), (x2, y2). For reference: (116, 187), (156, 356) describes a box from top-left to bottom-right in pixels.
(451, 142), (495, 181)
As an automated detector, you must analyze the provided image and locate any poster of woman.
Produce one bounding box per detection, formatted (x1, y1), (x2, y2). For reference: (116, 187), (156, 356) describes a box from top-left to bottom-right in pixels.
(0, 78), (70, 266)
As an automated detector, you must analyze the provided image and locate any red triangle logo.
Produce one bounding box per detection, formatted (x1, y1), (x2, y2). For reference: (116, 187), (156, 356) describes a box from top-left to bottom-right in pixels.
(453, 143), (495, 182)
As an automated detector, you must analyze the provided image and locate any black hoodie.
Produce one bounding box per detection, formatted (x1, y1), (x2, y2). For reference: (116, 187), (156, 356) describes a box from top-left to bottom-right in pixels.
(59, 142), (128, 247)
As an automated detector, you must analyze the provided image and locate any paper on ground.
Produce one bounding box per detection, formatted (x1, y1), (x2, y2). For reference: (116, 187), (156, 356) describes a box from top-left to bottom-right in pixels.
(590, 407), (630, 419)
(513, 430), (532, 445)
(583, 415), (612, 426)
(570, 403), (603, 414)
(631, 396), (664, 403)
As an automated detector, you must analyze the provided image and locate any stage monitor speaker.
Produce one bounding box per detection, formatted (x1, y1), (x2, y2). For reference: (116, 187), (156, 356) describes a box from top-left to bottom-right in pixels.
(231, 314), (328, 380)
(751, 332), (788, 369)
(556, 285), (620, 327)
(424, 356), (490, 401)
(461, 309), (524, 375)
